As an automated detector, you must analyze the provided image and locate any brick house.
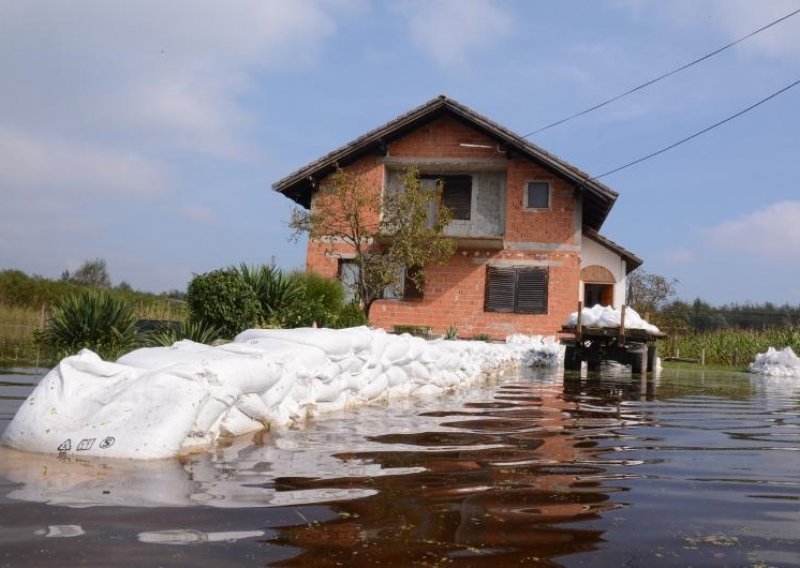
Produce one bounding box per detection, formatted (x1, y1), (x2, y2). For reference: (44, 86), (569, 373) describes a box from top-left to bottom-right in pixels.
(274, 96), (641, 339)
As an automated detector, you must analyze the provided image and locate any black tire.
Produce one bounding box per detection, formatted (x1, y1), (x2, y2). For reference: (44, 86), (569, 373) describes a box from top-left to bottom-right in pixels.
(564, 345), (581, 371)
(647, 345), (658, 372)
(628, 345), (647, 374)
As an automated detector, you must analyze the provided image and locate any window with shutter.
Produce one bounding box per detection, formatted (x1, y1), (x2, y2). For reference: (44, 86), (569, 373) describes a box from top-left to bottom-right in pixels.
(515, 268), (548, 313)
(484, 266), (516, 312)
(484, 266), (548, 314)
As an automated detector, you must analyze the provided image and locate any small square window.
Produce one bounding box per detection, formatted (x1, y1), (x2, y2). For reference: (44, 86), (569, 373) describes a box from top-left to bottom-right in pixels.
(525, 181), (550, 210)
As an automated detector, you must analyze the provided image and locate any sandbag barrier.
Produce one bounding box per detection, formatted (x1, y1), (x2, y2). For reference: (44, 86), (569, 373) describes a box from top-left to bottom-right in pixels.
(1, 327), (561, 459)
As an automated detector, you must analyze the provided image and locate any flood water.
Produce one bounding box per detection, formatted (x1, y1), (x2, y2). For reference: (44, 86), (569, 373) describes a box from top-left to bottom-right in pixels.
(2, 364), (800, 567)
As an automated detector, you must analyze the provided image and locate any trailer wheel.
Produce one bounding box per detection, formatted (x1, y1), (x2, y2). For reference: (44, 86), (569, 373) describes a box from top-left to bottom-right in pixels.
(564, 345), (581, 371)
(628, 344), (647, 374)
(647, 345), (658, 372)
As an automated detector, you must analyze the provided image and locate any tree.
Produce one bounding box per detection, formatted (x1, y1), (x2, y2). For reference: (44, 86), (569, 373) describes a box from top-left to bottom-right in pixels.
(290, 166), (455, 319)
(67, 258), (112, 288)
(626, 269), (678, 315)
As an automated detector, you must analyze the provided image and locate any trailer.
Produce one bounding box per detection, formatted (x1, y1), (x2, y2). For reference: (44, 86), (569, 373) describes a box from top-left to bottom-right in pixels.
(561, 304), (664, 374)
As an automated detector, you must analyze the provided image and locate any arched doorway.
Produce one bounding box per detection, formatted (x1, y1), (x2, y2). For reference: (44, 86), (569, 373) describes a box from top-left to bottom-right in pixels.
(581, 265), (616, 307)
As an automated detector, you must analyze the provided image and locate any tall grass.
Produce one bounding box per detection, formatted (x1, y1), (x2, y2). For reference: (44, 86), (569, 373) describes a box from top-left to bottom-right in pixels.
(661, 327), (800, 368)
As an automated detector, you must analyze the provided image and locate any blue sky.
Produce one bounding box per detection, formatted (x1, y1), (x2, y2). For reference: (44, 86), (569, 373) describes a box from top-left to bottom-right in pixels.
(1, 0), (799, 304)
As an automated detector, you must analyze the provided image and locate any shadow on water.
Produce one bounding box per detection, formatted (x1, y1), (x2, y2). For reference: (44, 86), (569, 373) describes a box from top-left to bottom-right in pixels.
(2, 365), (800, 566)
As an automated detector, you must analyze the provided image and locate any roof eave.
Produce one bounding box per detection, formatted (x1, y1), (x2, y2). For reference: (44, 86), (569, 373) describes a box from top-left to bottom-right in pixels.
(583, 227), (642, 274)
(273, 95), (620, 230)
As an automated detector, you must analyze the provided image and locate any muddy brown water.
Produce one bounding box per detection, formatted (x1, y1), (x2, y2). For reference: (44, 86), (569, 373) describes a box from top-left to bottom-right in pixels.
(1, 365), (800, 567)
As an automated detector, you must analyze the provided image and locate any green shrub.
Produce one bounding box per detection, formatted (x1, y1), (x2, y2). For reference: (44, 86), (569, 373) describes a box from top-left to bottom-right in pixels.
(186, 269), (261, 338)
(473, 333), (491, 342)
(444, 325), (458, 340)
(332, 301), (368, 329)
(289, 271), (345, 312)
(35, 290), (139, 360)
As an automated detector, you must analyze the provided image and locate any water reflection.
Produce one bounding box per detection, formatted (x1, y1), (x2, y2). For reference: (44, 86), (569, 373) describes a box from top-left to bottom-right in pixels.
(269, 373), (643, 565)
(3, 366), (800, 566)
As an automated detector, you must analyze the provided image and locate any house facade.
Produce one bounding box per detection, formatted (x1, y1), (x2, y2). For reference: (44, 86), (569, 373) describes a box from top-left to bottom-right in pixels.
(274, 96), (641, 339)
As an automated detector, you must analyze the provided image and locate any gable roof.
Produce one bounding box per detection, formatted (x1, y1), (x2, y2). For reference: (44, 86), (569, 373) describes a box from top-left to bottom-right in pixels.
(273, 95), (619, 230)
(583, 227), (642, 274)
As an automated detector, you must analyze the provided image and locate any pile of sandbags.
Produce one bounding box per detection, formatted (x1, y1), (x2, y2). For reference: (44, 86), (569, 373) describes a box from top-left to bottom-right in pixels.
(749, 346), (800, 377)
(1, 327), (526, 460)
(564, 305), (660, 334)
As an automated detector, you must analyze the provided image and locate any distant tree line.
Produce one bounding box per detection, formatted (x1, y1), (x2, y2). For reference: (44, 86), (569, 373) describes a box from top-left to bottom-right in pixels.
(627, 269), (800, 332)
(0, 259), (184, 309)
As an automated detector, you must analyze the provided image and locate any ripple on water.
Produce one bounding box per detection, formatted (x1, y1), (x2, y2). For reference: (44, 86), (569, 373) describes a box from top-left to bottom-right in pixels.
(2, 368), (800, 566)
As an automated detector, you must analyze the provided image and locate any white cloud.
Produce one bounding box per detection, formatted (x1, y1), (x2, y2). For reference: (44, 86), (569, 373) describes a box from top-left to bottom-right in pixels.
(0, 127), (170, 197)
(705, 201), (800, 258)
(0, 0), (339, 163)
(398, 0), (513, 68)
(0, 1), (343, 285)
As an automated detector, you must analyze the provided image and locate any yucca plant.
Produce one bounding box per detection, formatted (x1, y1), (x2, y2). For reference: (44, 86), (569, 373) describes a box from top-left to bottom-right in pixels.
(36, 290), (139, 360)
(146, 320), (223, 347)
(237, 263), (304, 319)
(444, 325), (458, 340)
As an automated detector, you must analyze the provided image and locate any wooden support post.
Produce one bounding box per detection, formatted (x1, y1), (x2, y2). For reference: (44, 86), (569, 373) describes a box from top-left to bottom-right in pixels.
(619, 304), (626, 347)
(701, 349), (706, 366)
(576, 301), (583, 343)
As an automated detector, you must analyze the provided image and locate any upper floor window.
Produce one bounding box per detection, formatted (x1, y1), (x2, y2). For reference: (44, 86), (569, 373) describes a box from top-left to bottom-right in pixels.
(524, 181), (550, 210)
(423, 174), (472, 220)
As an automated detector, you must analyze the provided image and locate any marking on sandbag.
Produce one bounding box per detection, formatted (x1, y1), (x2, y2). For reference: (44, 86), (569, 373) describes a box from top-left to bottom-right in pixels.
(99, 437), (115, 449)
(76, 438), (95, 451)
(57, 439), (72, 452)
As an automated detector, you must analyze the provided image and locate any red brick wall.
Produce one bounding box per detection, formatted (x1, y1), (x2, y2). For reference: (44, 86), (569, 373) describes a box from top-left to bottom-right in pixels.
(304, 115), (581, 339)
(369, 249), (579, 338)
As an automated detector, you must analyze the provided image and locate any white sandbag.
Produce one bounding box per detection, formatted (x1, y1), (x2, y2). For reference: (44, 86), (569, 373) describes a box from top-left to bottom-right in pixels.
(235, 393), (272, 422)
(236, 328), (354, 359)
(749, 346), (800, 376)
(218, 406), (263, 438)
(405, 360), (431, 382)
(2, 350), (209, 459)
(385, 366), (408, 388)
(358, 373), (389, 401)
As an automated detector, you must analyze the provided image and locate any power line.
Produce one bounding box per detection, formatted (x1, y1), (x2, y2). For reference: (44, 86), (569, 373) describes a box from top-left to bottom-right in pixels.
(522, 7), (800, 137)
(592, 77), (800, 179)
